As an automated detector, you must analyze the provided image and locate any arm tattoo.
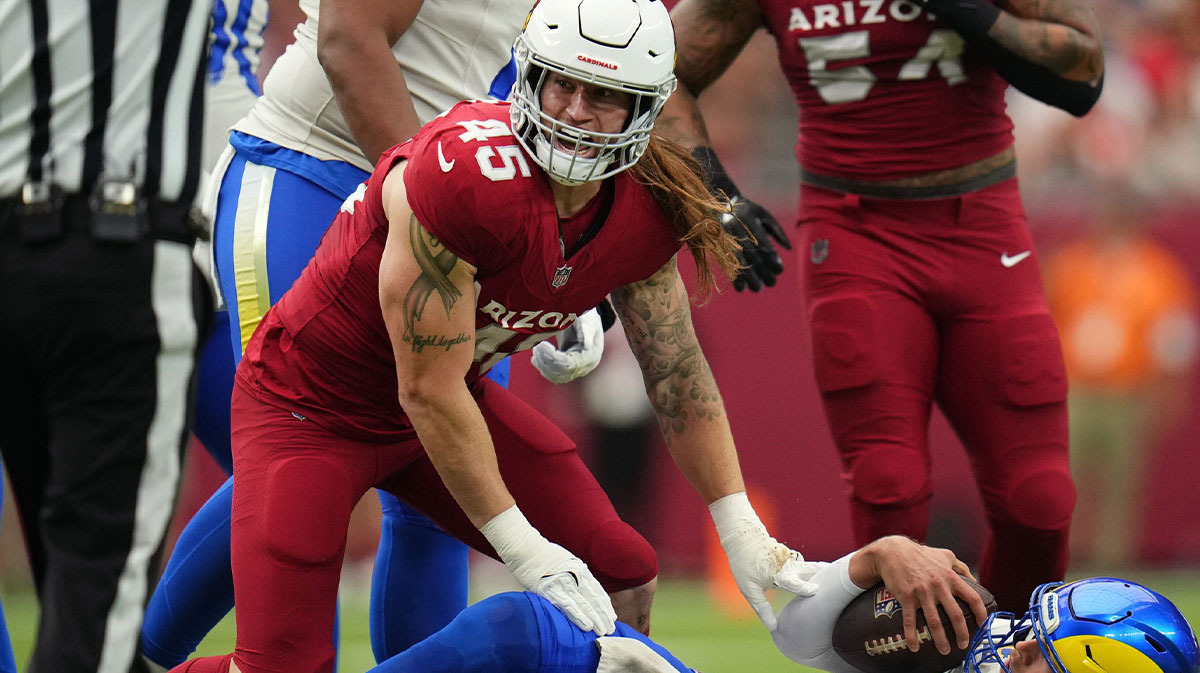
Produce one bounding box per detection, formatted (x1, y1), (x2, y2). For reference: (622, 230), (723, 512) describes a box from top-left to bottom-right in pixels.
(992, 0), (1103, 79)
(672, 0), (763, 94)
(614, 261), (725, 437)
(403, 214), (469, 352)
(654, 98), (713, 148)
(1002, 0), (1093, 29)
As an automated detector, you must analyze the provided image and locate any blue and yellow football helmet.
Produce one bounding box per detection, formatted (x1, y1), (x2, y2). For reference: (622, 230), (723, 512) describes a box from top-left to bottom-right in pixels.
(965, 578), (1199, 673)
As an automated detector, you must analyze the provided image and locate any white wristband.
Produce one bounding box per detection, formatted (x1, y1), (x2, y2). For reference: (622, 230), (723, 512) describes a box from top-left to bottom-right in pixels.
(480, 505), (540, 564)
(709, 491), (765, 539)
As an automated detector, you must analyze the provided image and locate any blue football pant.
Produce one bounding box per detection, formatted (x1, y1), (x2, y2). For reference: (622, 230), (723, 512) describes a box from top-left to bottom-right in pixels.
(368, 592), (693, 673)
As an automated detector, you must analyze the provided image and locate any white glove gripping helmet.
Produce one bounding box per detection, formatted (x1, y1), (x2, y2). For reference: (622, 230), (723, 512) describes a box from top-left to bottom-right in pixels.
(510, 0), (678, 186)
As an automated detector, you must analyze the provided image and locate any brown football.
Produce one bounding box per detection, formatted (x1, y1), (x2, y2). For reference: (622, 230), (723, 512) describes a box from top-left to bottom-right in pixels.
(831, 578), (998, 673)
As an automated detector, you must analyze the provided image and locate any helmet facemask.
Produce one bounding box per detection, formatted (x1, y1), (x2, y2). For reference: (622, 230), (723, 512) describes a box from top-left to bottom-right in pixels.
(965, 610), (1036, 673)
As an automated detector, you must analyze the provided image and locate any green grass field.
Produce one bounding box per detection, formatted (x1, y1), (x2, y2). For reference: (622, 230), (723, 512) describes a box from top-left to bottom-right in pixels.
(4, 570), (1200, 672)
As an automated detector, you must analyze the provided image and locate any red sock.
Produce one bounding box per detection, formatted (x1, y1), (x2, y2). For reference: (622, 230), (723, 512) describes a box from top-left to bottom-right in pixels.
(169, 654), (235, 673)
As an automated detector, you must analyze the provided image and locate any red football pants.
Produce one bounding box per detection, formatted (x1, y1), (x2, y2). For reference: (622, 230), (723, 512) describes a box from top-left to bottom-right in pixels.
(224, 379), (656, 673)
(800, 179), (1075, 612)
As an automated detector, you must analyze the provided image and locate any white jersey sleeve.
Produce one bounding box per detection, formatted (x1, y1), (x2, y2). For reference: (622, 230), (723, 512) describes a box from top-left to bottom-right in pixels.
(772, 554), (867, 673)
(234, 0), (531, 172)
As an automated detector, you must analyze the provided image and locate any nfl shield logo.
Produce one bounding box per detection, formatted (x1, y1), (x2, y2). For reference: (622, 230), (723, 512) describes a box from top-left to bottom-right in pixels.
(552, 264), (573, 288)
(810, 238), (829, 264)
(873, 587), (901, 619)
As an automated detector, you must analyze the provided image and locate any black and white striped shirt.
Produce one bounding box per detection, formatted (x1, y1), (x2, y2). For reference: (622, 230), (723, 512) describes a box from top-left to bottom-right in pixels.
(0, 0), (210, 203)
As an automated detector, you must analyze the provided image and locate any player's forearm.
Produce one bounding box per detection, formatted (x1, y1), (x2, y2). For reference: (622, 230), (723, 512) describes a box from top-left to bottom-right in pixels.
(654, 91), (711, 150)
(988, 12), (1103, 82)
(613, 263), (745, 503)
(981, 8), (1104, 115)
(847, 539), (892, 589)
(924, 0), (1102, 114)
(634, 335), (733, 472)
(660, 411), (748, 504)
(402, 387), (516, 528)
(318, 32), (422, 163)
(662, 0), (760, 147)
(670, 0), (762, 96)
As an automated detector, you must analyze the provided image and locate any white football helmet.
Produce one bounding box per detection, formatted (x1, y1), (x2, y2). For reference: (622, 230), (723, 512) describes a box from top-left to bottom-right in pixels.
(510, 0), (678, 186)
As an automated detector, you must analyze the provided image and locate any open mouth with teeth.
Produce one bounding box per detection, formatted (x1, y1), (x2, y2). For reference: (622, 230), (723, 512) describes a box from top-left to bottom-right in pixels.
(553, 129), (601, 159)
(555, 139), (599, 158)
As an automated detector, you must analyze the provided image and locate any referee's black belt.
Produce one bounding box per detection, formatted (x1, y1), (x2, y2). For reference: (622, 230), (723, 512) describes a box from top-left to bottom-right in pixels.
(0, 192), (201, 245)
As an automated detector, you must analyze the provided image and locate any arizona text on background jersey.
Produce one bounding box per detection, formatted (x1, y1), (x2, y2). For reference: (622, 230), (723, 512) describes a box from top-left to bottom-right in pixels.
(759, 0), (1013, 181)
(237, 101), (681, 442)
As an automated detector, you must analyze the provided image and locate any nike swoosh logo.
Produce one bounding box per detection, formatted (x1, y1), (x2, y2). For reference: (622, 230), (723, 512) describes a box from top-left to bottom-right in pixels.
(1001, 250), (1032, 267)
(437, 142), (455, 172)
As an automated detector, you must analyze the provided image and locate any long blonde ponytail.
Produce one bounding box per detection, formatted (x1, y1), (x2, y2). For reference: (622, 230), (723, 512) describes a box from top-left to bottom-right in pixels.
(629, 133), (743, 298)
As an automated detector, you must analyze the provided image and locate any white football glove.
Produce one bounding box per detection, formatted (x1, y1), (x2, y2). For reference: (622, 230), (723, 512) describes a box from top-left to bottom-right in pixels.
(710, 492), (822, 631)
(481, 505), (617, 636)
(596, 636), (680, 673)
(531, 307), (604, 384)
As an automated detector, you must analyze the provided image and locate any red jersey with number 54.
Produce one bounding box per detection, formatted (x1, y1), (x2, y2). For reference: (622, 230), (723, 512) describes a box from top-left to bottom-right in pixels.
(759, 0), (1013, 180)
(237, 101), (681, 441)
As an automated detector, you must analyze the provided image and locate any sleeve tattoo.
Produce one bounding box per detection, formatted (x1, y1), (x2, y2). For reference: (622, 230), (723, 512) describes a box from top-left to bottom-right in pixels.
(995, 0), (1103, 79)
(402, 214), (470, 353)
(671, 0), (762, 94)
(614, 260), (726, 437)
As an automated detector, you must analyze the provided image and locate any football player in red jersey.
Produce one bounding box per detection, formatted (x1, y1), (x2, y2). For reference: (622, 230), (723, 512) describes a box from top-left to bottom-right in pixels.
(661, 0), (1103, 614)
(168, 1), (825, 672)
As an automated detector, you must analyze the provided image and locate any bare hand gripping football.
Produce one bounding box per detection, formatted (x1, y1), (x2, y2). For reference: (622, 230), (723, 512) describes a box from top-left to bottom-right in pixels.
(832, 577), (998, 673)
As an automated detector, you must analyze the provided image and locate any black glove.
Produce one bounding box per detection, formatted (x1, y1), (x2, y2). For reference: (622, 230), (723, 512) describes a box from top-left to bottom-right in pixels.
(724, 196), (791, 292)
(692, 146), (792, 292)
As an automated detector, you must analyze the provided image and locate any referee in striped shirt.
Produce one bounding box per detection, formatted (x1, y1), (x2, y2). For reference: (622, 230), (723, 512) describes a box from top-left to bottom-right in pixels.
(0, 2), (212, 672)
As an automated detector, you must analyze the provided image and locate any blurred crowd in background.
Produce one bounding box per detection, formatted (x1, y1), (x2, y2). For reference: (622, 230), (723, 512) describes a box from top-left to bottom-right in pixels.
(3, 0), (1200, 598)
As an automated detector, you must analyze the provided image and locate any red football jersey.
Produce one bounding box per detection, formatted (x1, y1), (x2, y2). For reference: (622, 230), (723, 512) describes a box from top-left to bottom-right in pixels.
(237, 101), (682, 441)
(758, 0), (1014, 180)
